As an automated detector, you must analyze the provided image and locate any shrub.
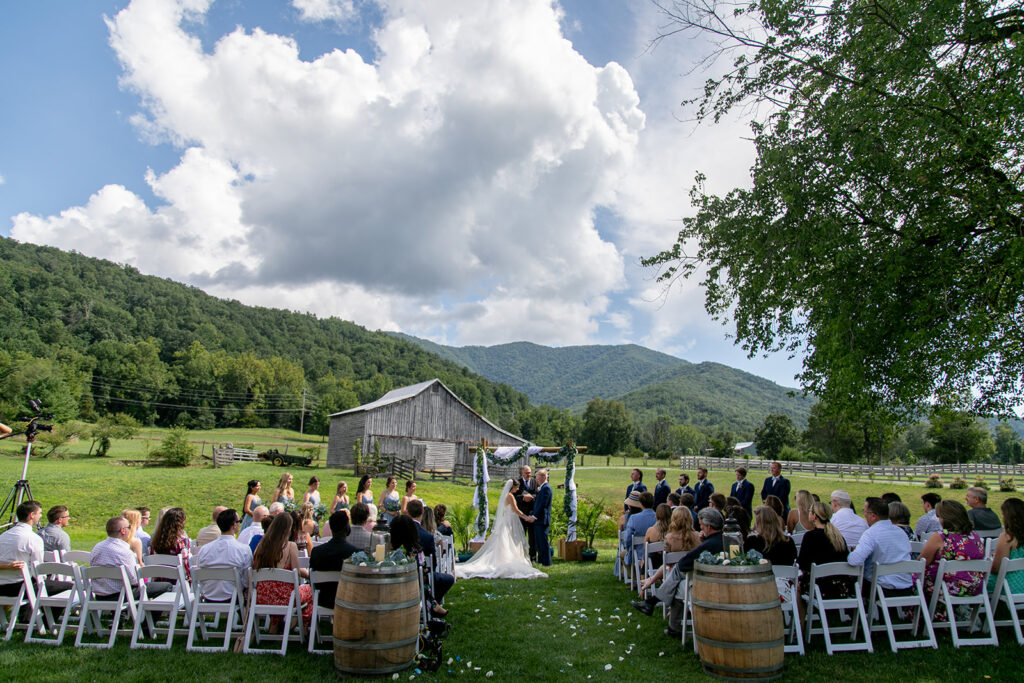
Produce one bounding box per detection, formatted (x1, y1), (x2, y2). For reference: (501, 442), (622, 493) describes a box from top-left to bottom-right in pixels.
(973, 479), (990, 490)
(148, 427), (196, 466)
(1000, 478), (1016, 492)
(925, 474), (943, 489)
(949, 476), (968, 489)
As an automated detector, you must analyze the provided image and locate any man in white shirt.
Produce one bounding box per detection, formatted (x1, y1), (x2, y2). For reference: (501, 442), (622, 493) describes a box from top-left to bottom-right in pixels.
(91, 516), (170, 600)
(193, 509), (252, 602)
(830, 490), (868, 548)
(0, 501), (43, 597)
(237, 505), (268, 548)
(194, 506), (228, 548)
(915, 493), (943, 539)
(848, 497), (912, 593)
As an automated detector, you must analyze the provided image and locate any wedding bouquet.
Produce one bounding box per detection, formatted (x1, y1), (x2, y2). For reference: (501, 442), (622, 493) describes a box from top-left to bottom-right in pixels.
(312, 502), (329, 523)
(384, 498), (401, 513)
(697, 549), (766, 566)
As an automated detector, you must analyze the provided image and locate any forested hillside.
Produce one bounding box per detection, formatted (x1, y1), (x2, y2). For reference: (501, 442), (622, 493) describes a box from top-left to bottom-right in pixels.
(0, 238), (530, 433)
(389, 334), (683, 408)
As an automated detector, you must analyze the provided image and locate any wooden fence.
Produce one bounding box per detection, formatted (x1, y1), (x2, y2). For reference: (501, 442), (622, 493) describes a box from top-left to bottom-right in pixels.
(677, 455), (1024, 484)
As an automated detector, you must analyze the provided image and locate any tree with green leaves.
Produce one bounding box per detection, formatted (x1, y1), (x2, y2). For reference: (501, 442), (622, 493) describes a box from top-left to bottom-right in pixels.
(88, 413), (141, 457)
(993, 422), (1024, 463)
(803, 401), (896, 464)
(925, 408), (996, 464)
(581, 398), (636, 455)
(669, 423), (706, 456)
(644, 0), (1024, 420)
(639, 415), (676, 457)
(754, 414), (798, 460)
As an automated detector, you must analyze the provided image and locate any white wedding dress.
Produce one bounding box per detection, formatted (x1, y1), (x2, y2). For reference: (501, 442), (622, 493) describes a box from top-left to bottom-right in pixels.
(454, 480), (547, 580)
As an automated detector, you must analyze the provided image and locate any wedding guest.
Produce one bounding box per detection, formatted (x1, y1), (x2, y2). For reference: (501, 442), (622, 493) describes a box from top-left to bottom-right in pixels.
(239, 504), (271, 548)
(730, 468), (755, 517)
(252, 513), (312, 630)
(830, 490), (867, 548)
(193, 509), (252, 603)
(679, 493), (698, 530)
(40, 505), (72, 555)
(273, 473), (295, 508)
(195, 506), (229, 548)
(988, 498), (1024, 594)
(302, 476), (321, 507)
(653, 468), (671, 508)
(676, 473), (695, 498)
(624, 469), (647, 513)
(916, 492), (943, 539)
(761, 461), (791, 516)
(889, 502), (917, 541)
(400, 480), (418, 514)
(724, 505), (752, 541)
(434, 504), (454, 537)
(408, 500), (454, 616)
(290, 510), (313, 554)
(240, 480), (262, 531)
(848, 497), (913, 593)
(920, 500), (985, 620)
(621, 492), (656, 571)
(667, 492), (682, 509)
(797, 502), (851, 621)
(310, 512), (357, 608)
(665, 506), (700, 553)
(348, 503), (384, 554)
(150, 507), (193, 580)
(644, 504), (672, 570)
(250, 515), (273, 554)
(693, 468), (714, 511)
(152, 506), (174, 540)
(881, 492), (902, 506)
(966, 487), (1002, 530)
(136, 507), (152, 555)
(92, 516), (171, 601)
(709, 493), (727, 512)
(300, 502), (319, 539)
(122, 509), (146, 566)
(0, 501), (43, 597)
(764, 495), (786, 531)
(745, 506), (797, 566)
(330, 481), (350, 514)
(787, 490), (814, 535)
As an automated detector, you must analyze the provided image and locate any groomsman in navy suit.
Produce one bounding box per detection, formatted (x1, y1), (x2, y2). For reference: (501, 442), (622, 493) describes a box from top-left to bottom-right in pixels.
(624, 468), (647, 513)
(761, 461), (791, 517)
(531, 469), (553, 566)
(730, 467), (755, 517)
(675, 473), (695, 499)
(652, 468), (670, 508)
(693, 467), (714, 511)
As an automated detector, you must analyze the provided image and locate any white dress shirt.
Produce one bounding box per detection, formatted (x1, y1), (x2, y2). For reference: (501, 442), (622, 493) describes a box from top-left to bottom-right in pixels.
(194, 535), (253, 601)
(236, 523), (262, 548)
(0, 523), (43, 585)
(914, 509), (942, 539)
(832, 507), (868, 549)
(847, 520), (912, 588)
(90, 536), (139, 595)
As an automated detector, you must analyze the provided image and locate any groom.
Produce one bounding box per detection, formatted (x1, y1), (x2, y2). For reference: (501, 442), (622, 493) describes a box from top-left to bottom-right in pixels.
(531, 469), (552, 567)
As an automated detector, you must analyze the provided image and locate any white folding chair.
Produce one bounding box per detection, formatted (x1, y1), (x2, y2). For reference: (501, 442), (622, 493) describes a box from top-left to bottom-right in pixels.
(308, 569), (342, 654)
(989, 557), (1024, 644)
(928, 558), (997, 647)
(975, 528), (1003, 541)
(298, 556), (311, 571)
(42, 550), (61, 562)
(985, 538), (998, 560)
(642, 541), (664, 598)
(866, 559), (937, 652)
(909, 541), (925, 559)
(804, 562), (873, 653)
(0, 565), (36, 641)
(773, 564), (804, 655)
(63, 550), (91, 565)
(25, 561), (83, 646)
(791, 532), (806, 550)
(147, 553), (184, 568)
(130, 563), (192, 649)
(186, 567), (246, 652)
(628, 535), (645, 590)
(243, 568), (305, 655)
(75, 565), (138, 649)
(654, 550), (684, 605)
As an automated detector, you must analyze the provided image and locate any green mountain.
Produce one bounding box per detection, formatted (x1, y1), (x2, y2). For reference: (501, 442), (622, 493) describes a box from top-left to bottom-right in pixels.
(389, 334), (683, 407)
(393, 334), (812, 433)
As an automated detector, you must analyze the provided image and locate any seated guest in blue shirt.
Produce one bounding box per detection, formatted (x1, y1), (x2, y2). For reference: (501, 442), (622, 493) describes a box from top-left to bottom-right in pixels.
(848, 497), (913, 597)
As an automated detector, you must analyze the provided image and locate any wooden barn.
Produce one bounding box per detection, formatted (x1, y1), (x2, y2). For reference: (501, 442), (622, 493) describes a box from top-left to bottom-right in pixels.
(326, 378), (527, 474)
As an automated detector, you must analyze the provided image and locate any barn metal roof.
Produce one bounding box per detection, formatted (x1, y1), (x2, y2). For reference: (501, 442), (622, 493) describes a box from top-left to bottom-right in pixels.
(330, 378), (527, 444)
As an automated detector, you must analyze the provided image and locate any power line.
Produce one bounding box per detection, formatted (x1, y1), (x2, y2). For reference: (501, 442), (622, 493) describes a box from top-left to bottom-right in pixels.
(89, 374), (313, 399)
(85, 394), (314, 414)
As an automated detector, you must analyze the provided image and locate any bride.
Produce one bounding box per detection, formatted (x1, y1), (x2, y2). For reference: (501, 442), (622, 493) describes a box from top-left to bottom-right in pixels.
(454, 478), (547, 579)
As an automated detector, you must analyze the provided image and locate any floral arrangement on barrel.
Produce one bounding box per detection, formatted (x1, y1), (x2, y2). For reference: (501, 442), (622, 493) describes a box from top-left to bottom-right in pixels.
(697, 549), (765, 566)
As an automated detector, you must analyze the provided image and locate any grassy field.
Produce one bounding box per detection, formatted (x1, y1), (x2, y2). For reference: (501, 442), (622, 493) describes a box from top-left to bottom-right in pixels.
(0, 550), (1022, 682)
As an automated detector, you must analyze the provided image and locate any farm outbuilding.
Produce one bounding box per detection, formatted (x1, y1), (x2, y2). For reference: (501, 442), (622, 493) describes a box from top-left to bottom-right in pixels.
(326, 378), (527, 473)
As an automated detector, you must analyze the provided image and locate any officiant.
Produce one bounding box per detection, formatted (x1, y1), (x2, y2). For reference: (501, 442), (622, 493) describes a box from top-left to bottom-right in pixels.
(514, 464), (537, 563)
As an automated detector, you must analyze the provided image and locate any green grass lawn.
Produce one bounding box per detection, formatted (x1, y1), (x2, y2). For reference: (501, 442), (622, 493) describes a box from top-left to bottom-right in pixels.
(0, 551), (1022, 681)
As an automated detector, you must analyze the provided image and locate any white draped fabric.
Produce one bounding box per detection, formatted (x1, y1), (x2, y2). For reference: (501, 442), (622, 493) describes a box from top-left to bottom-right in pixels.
(455, 480), (547, 580)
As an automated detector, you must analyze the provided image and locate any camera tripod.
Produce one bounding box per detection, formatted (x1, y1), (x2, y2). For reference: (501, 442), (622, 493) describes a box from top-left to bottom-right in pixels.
(0, 434), (35, 530)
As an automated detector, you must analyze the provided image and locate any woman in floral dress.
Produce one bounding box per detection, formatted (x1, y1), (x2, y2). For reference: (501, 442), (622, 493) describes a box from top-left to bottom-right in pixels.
(920, 500), (985, 621)
(252, 513), (312, 630)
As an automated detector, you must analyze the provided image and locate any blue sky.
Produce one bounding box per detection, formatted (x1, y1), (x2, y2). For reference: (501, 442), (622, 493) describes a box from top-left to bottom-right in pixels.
(1, 0), (804, 388)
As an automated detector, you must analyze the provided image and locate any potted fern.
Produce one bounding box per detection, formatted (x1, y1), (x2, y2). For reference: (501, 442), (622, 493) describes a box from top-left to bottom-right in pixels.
(576, 497), (606, 562)
(449, 503), (477, 562)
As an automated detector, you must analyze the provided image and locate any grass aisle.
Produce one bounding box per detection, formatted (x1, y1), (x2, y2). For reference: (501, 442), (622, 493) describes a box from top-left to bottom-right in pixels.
(2, 551), (1022, 681)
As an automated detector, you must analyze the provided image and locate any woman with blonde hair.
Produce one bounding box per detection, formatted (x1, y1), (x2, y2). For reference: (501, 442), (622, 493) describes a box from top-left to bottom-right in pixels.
(746, 506), (797, 566)
(273, 473), (295, 507)
(331, 481), (350, 514)
(643, 504), (674, 571)
(299, 502), (318, 540)
(122, 509), (146, 566)
(796, 502), (851, 618)
(787, 490), (814, 535)
(637, 507), (700, 596)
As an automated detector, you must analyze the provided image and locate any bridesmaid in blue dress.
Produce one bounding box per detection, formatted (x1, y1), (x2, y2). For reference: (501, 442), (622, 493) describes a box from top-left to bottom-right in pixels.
(240, 479), (262, 530)
(378, 476), (400, 524)
(302, 476), (321, 508)
(356, 475), (374, 506)
(331, 481), (350, 513)
(273, 472), (295, 508)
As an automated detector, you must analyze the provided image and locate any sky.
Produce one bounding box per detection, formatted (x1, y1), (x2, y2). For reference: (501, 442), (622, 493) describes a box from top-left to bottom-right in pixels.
(0, 0), (805, 388)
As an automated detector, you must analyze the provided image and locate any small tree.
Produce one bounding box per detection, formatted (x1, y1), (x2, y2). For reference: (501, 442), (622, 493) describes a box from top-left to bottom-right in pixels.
(88, 413), (141, 457)
(149, 427), (196, 467)
(449, 503), (477, 553)
(575, 498), (608, 551)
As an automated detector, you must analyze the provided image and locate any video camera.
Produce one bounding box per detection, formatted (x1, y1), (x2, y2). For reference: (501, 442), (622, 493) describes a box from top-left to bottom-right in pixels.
(18, 399), (54, 440)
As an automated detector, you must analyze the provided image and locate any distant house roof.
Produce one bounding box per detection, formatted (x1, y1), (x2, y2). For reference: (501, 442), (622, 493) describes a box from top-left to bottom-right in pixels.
(735, 442), (756, 452)
(331, 378), (527, 444)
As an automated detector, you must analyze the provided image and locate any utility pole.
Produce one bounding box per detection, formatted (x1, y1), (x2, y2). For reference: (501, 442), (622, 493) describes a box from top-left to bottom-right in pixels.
(299, 387), (306, 435)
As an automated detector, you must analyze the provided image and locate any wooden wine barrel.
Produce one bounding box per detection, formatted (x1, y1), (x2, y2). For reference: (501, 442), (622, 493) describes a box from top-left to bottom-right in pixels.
(333, 562), (421, 675)
(692, 561), (784, 681)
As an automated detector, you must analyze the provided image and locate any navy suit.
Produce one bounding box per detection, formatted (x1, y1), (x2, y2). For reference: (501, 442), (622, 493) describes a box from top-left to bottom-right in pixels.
(533, 482), (553, 566)
(731, 479), (755, 516)
(624, 481), (647, 512)
(653, 480), (670, 508)
(761, 476), (792, 517)
(675, 485), (695, 499)
(693, 478), (714, 510)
